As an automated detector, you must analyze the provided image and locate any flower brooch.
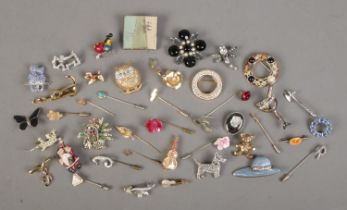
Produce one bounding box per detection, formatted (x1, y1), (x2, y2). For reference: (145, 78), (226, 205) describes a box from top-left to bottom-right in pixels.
(77, 117), (113, 150)
(168, 29), (206, 68)
(145, 118), (194, 135)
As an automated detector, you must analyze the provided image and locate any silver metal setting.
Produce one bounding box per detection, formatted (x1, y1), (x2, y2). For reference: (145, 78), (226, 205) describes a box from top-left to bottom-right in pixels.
(52, 51), (81, 71)
(124, 183), (156, 198)
(281, 144), (327, 182)
(211, 45), (239, 70)
(192, 152), (227, 180)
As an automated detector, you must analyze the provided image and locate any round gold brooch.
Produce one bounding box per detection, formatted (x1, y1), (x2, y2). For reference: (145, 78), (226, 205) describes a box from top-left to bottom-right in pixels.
(243, 53), (279, 88)
(114, 63), (142, 94)
(191, 69), (222, 100)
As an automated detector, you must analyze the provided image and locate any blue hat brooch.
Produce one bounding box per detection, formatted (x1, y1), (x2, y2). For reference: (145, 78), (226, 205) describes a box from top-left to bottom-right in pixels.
(233, 155), (281, 177)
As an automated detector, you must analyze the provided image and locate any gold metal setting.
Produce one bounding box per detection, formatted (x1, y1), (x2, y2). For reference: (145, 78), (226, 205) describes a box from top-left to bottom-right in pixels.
(84, 71), (104, 85)
(114, 63), (142, 94)
(162, 136), (179, 170)
(149, 58), (183, 90)
(28, 158), (53, 186)
(115, 126), (161, 154)
(243, 53), (279, 88)
(33, 75), (77, 104)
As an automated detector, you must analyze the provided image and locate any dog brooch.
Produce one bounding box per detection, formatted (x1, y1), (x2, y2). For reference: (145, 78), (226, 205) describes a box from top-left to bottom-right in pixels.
(192, 152), (227, 180)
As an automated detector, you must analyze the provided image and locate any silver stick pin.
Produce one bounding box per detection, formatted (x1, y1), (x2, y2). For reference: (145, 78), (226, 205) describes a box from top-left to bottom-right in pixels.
(250, 113), (281, 154)
(281, 144), (327, 182)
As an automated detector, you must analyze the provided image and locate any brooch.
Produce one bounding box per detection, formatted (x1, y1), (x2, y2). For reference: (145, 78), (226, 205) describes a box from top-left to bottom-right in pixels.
(191, 69), (223, 100)
(244, 53), (290, 129)
(168, 29), (206, 67)
(30, 129), (60, 151)
(33, 75), (77, 104)
(192, 152), (227, 180)
(13, 107), (41, 130)
(244, 53), (279, 87)
(84, 71), (104, 85)
(233, 155), (281, 177)
(283, 89), (333, 138)
(162, 136), (179, 170)
(224, 112), (244, 135)
(92, 155), (143, 171)
(52, 51), (81, 71)
(77, 117), (113, 150)
(233, 133), (256, 159)
(28, 158), (53, 186)
(149, 58), (183, 90)
(57, 139), (81, 173)
(211, 45), (239, 70)
(256, 94), (291, 129)
(124, 183), (156, 198)
(94, 33), (113, 59)
(114, 63), (142, 94)
(214, 136), (231, 151)
(27, 64), (49, 92)
(57, 139), (110, 190)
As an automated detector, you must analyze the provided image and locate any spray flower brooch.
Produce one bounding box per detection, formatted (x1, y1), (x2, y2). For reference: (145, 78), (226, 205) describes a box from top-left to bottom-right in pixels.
(77, 117), (113, 150)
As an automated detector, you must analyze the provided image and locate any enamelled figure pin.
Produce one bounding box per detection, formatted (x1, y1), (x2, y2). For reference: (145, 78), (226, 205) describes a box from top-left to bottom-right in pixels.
(30, 129), (60, 151)
(27, 64), (49, 92)
(94, 33), (113, 59)
(56, 139), (110, 190)
(13, 107), (41, 130)
(84, 71), (104, 85)
(233, 155), (281, 178)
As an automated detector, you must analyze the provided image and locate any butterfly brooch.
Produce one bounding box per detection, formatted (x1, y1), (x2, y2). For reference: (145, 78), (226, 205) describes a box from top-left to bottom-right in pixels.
(84, 71), (104, 85)
(13, 108), (41, 130)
